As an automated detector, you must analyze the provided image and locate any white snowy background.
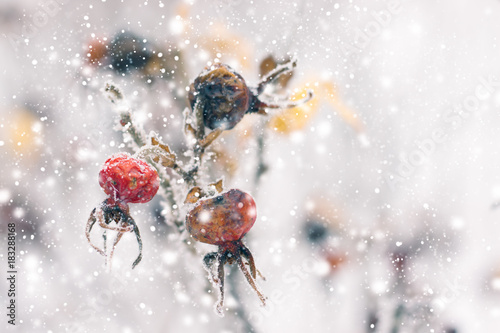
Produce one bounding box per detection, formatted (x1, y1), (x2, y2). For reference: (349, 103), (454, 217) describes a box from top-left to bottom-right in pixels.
(1, 0), (500, 332)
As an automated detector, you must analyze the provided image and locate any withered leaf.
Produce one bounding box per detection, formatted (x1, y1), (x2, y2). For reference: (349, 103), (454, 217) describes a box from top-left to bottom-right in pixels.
(208, 179), (224, 193)
(185, 186), (204, 204)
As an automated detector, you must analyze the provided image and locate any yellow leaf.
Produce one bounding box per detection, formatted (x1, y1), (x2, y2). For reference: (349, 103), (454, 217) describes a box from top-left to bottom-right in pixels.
(8, 109), (42, 159)
(268, 81), (365, 134)
(268, 87), (319, 134)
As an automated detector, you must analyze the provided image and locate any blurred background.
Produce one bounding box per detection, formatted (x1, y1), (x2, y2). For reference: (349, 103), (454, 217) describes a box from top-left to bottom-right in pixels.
(1, 0), (500, 332)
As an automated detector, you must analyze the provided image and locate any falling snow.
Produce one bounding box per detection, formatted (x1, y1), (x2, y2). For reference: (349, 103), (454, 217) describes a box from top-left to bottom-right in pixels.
(1, 0), (500, 332)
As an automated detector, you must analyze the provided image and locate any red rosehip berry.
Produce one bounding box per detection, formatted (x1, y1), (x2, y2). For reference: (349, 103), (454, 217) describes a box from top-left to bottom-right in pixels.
(188, 60), (312, 132)
(186, 189), (257, 245)
(98, 152), (159, 204)
(185, 189), (265, 315)
(87, 153), (159, 269)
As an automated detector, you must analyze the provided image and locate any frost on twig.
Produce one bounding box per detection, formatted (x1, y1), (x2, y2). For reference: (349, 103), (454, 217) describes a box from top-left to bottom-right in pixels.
(254, 119), (268, 189)
(104, 83), (147, 148)
(101, 82), (221, 236)
(256, 89), (314, 112)
(257, 57), (297, 94)
(202, 252), (225, 316)
(102, 83), (185, 231)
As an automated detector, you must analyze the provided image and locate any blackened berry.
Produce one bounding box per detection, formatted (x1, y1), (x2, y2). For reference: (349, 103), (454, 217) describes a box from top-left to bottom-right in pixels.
(108, 32), (153, 74)
(188, 63), (253, 130)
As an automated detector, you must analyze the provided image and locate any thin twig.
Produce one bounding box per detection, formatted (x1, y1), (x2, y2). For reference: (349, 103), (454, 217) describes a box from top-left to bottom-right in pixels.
(191, 100), (206, 180)
(181, 99), (209, 187)
(257, 59), (297, 94)
(119, 111), (147, 147)
(254, 128), (268, 189)
(258, 89), (313, 110)
(390, 304), (405, 333)
(104, 84), (183, 231)
(150, 160), (184, 230)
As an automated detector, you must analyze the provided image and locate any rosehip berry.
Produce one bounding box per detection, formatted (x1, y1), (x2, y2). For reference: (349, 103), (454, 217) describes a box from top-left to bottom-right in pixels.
(188, 60), (312, 132)
(87, 37), (108, 65)
(98, 152), (159, 204)
(186, 189), (256, 245)
(186, 189), (265, 315)
(87, 153), (159, 269)
(188, 63), (253, 130)
(108, 31), (153, 74)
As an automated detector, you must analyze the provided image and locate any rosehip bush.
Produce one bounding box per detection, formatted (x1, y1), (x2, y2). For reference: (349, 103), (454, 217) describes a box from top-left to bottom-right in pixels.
(86, 58), (311, 316)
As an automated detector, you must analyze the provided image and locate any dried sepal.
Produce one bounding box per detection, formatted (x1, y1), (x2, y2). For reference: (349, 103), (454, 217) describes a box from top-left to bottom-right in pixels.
(157, 149), (176, 168)
(268, 87), (318, 134)
(257, 58), (297, 95)
(160, 156), (175, 168)
(185, 123), (196, 136)
(151, 136), (174, 155)
(148, 135), (177, 168)
(185, 186), (204, 204)
(199, 128), (222, 148)
(86, 207), (106, 257)
(259, 55), (294, 91)
(202, 252), (226, 317)
(184, 179), (224, 204)
(208, 179), (224, 194)
(86, 200), (144, 269)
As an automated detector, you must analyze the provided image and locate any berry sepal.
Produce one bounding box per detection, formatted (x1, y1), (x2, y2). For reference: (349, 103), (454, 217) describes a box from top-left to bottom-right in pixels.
(86, 198), (143, 269)
(186, 189), (266, 315)
(203, 240), (266, 316)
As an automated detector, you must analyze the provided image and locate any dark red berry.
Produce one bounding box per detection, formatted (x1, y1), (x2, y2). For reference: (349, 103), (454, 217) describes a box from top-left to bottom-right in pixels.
(87, 153), (157, 269)
(98, 153), (159, 204)
(87, 37), (108, 65)
(186, 189), (257, 245)
(188, 63), (252, 130)
(185, 189), (265, 313)
(108, 31), (153, 74)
